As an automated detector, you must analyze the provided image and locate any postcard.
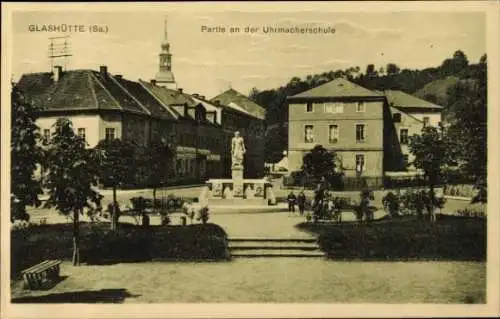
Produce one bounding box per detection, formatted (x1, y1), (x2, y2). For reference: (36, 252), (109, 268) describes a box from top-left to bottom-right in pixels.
(1, 1), (499, 318)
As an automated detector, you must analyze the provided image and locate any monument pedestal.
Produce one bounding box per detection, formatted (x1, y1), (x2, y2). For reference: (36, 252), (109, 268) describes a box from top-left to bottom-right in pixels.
(201, 177), (276, 207)
(199, 131), (276, 208)
(232, 166), (244, 198)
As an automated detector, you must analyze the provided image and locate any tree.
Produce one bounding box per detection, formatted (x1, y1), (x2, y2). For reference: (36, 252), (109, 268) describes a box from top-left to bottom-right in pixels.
(365, 64), (376, 77)
(10, 86), (43, 221)
(447, 54), (487, 203)
(43, 118), (101, 265)
(143, 138), (175, 207)
(264, 124), (288, 164)
(386, 63), (401, 75)
(452, 50), (469, 72)
(95, 138), (137, 230)
(301, 145), (339, 185)
(408, 124), (451, 222)
(423, 93), (438, 104)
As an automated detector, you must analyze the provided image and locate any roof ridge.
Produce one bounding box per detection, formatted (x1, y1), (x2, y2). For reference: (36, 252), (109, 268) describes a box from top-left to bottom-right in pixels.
(290, 77), (383, 98)
(89, 72), (123, 110)
(110, 75), (151, 116)
(385, 89), (443, 109)
(138, 80), (179, 119)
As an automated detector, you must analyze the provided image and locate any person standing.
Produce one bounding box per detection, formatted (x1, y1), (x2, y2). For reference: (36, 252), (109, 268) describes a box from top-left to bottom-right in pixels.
(297, 191), (306, 216)
(287, 191), (297, 214)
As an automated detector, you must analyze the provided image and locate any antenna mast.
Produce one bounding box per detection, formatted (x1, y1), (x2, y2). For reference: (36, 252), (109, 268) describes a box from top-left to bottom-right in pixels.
(48, 35), (72, 71)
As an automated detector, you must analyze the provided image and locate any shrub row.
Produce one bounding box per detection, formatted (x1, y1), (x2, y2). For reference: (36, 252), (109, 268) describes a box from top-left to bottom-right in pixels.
(314, 216), (486, 261)
(11, 222), (229, 279)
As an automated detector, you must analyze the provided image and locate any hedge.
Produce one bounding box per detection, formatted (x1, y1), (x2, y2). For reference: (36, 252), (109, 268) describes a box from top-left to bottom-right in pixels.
(298, 215), (486, 261)
(11, 222), (229, 279)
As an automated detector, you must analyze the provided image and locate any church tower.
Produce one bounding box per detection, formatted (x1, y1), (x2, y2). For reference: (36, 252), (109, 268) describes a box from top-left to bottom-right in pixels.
(155, 18), (177, 89)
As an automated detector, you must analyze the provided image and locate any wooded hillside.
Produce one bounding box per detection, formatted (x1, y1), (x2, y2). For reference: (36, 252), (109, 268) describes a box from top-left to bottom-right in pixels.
(249, 50), (487, 163)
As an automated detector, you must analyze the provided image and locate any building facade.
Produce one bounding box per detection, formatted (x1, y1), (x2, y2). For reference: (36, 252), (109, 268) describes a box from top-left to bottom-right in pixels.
(16, 66), (266, 185)
(287, 78), (443, 179)
(15, 18), (266, 186)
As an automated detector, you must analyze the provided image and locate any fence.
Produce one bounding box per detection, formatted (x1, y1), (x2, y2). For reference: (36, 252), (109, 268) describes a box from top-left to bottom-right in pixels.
(283, 174), (384, 191)
(283, 171), (477, 191)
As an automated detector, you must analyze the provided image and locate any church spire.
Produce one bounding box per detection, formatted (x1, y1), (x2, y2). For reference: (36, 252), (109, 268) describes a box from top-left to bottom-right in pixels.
(155, 16), (176, 88)
(164, 18), (168, 42)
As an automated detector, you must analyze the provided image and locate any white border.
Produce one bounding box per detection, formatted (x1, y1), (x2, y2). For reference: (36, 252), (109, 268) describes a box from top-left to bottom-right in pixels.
(2, 2), (499, 318)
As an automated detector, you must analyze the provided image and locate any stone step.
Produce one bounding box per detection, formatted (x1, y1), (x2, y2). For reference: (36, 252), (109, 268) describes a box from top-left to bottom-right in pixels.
(231, 249), (325, 258)
(229, 240), (318, 248)
(230, 245), (319, 251)
(228, 237), (317, 243)
(207, 198), (269, 206)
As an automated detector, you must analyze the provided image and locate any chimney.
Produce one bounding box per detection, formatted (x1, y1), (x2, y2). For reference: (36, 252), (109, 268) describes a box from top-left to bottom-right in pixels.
(178, 88), (183, 94)
(199, 95), (206, 100)
(150, 79), (157, 86)
(115, 74), (122, 79)
(53, 65), (63, 82)
(99, 65), (108, 76)
(214, 100), (220, 106)
(192, 93), (199, 98)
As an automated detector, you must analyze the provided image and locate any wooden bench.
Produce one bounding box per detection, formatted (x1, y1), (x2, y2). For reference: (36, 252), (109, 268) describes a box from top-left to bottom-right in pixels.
(21, 260), (62, 290)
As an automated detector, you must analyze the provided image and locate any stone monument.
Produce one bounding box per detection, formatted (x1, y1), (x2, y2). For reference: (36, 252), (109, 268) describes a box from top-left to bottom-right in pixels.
(201, 130), (275, 207)
(231, 131), (245, 196)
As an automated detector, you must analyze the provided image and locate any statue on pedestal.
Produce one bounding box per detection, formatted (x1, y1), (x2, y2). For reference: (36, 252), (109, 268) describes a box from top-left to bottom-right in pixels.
(231, 131), (246, 169)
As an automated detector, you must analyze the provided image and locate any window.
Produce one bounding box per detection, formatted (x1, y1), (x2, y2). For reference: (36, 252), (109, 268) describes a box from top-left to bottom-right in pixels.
(355, 154), (365, 173)
(356, 102), (365, 112)
(335, 103), (344, 113)
(306, 102), (313, 113)
(393, 113), (401, 123)
(403, 154), (409, 168)
(400, 129), (409, 145)
(304, 125), (314, 143)
(43, 129), (50, 141)
(423, 117), (430, 126)
(329, 125), (339, 143)
(325, 102), (344, 114)
(105, 128), (115, 141)
(355, 124), (365, 142)
(77, 128), (86, 141)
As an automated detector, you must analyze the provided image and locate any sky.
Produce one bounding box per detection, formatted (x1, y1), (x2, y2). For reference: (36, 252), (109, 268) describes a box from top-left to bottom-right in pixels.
(12, 10), (486, 98)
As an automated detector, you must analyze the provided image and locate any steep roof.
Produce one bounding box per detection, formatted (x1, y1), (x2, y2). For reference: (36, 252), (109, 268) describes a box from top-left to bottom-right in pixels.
(384, 90), (444, 110)
(15, 70), (157, 116)
(113, 77), (176, 120)
(139, 81), (217, 126)
(289, 78), (383, 99)
(210, 88), (266, 120)
(190, 96), (220, 113)
(139, 81), (196, 120)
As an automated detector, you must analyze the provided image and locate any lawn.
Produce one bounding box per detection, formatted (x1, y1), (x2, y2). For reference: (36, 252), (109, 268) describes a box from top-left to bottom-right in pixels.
(11, 259), (486, 303)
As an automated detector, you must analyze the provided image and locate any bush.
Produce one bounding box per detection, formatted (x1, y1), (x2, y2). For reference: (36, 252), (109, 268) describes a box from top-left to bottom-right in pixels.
(197, 206), (210, 224)
(11, 222), (229, 278)
(313, 216), (486, 260)
(382, 192), (400, 217)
